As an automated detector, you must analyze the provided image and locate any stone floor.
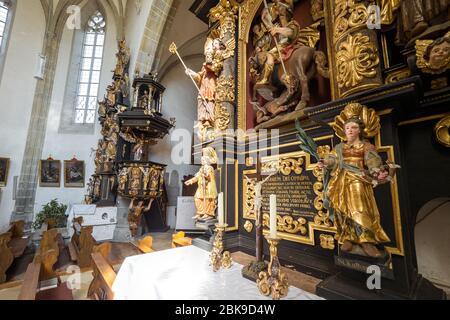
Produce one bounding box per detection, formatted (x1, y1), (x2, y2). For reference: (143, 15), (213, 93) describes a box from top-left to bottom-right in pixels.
(0, 230), (322, 300)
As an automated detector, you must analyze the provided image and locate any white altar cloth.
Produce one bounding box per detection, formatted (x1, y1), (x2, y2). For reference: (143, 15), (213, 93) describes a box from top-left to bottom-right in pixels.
(112, 245), (323, 300)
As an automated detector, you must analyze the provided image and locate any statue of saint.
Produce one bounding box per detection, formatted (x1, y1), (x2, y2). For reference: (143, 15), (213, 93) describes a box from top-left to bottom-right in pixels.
(132, 136), (145, 161)
(119, 167), (129, 192)
(129, 167), (142, 198)
(128, 199), (152, 237)
(140, 167), (151, 191)
(93, 178), (101, 198)
(185, 147), (218, 221)
(186, 40), (218, 136)
(140, 90), (150, 110)
(382, 0), (450, 45)
(114, 40), (131, 77)
(319, 106), (395, 258)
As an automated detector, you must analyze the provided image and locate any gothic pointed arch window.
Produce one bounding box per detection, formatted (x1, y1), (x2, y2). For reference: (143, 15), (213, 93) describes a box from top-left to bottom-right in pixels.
(0, 0), (15, 82)
(74, 11), (106, 124)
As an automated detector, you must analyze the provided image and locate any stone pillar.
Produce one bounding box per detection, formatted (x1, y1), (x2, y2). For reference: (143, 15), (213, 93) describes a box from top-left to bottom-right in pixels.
(12, 32), (61, 224)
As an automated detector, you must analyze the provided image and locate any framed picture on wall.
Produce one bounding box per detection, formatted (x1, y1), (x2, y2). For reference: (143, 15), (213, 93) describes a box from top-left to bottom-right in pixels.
(39, 159), (61, 187)
(64, 159), (85, 188)
(0, 158), (10, 187)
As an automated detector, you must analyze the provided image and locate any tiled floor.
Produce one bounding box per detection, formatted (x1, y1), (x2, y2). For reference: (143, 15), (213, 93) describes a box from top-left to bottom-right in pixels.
(0, 230), (322, 300)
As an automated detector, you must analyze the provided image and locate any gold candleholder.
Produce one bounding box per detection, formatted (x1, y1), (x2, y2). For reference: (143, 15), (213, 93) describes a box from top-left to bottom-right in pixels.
(210, 223), (233, 272)
(257, 236), (289, 300)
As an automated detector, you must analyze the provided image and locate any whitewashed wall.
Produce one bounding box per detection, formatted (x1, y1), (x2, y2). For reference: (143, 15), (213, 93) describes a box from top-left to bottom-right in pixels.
(33, 4), (119, 218)
(0, 0), (46, 230)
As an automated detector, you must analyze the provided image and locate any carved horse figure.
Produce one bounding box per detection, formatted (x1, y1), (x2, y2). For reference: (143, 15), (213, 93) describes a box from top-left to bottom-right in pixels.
(250, 45), (329, 124)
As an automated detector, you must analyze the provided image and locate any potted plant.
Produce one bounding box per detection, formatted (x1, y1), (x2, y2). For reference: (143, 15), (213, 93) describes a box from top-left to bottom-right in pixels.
(32, 199), (68, 231)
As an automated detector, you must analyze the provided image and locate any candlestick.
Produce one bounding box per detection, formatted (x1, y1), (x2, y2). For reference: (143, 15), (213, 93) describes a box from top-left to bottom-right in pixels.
(218, 192), (224, 226)
(210, 224), (232, 272)
(257, 236), (289, 300)
(270, 194), (277, 238)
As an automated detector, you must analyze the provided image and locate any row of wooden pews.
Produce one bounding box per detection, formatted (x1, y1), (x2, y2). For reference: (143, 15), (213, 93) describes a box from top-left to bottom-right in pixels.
(0, 221), (30, 284)
(18, 227), (73, 300)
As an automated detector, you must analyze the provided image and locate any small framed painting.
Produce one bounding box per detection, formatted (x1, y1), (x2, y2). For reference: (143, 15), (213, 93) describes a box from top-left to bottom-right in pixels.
(39, 159), (61, 187)
(64, 159), (85, 188)
(0, 158), (10, 187)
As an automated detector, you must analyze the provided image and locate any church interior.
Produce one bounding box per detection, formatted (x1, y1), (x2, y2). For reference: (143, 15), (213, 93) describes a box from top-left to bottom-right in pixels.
(0, 0), (449, 302)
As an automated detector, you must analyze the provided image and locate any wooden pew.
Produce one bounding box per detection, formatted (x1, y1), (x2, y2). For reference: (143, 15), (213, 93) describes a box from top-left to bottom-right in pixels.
(7, 220), (29, 259)
(132, 236), (154, 254)
(0, 233), (14, 284)
(0, 220), (30, 284)
(36, 229), (64, 281)
(18, 252), (73, 300)
(87, 242), (115, 300)
(68, 218), (96, 269)
(18, 229), (73, 300)
(172, 231), (192, 248)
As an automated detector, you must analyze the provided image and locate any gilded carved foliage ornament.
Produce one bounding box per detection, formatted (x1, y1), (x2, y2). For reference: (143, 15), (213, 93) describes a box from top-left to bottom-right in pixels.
(416, 31), (450, 75)
(319, 234), (335, 250)
(333, 102), (381, 140)
(336, 33), (380, 89)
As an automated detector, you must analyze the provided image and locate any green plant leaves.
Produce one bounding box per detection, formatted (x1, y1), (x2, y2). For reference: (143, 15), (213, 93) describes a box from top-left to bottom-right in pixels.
(32, 199), (68, 230)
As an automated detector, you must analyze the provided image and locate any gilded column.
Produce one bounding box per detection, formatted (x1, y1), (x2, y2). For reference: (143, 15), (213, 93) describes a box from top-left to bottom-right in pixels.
(328, 0), (383, 98)
(209, 0), (238, 132)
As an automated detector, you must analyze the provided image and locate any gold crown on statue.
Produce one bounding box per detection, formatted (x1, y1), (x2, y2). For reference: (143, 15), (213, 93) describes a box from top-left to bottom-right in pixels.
(333, 102), (381, 140)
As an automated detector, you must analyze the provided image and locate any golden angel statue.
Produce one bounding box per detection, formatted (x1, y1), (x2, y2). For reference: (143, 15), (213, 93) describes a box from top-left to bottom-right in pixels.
(185, 147), (218, 221)
(319, 103), (399, 258)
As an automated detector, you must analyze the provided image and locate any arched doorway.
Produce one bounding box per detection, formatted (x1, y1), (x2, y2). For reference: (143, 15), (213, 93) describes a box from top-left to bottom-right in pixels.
(415, 198), (450, 297)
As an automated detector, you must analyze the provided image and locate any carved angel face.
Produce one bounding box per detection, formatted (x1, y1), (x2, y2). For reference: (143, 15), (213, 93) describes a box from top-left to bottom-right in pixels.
(428, 41), (450, 69)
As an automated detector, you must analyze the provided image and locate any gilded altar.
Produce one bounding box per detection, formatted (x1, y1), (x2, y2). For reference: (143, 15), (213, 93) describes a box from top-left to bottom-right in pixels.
(188, 0), (450, 300)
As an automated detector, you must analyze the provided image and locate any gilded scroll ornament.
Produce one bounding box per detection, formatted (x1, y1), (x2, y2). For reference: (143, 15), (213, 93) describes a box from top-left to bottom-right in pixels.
(319, 234), (335, 250)
(262, 158), (304, 176)
(385, 68), (411, 84)
(416, 32), (450, 75)
(434, 116), (450, 148)
(263, 214), (307, 235)
(336, 33), (380, 89)
(243, 176), (256, 219)
(312, 160), (333, 228)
